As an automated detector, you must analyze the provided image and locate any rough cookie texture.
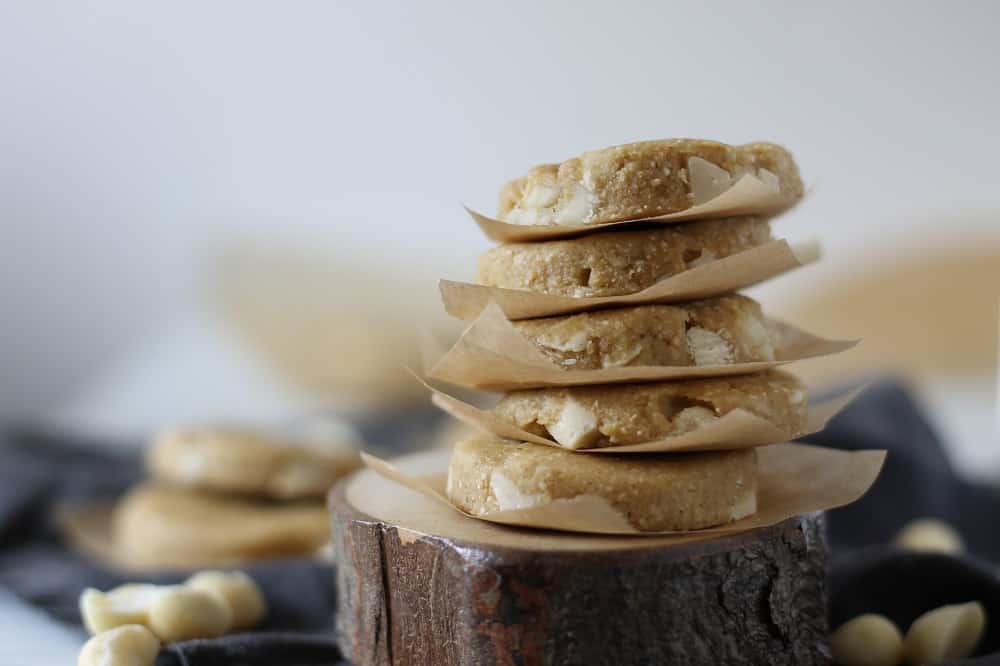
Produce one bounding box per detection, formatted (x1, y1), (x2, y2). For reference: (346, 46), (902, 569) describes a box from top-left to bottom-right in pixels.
(147, 423), (361, 500)
(112, 483), (330, 569)
(498, 139), (802, 226)
(512, 295), (775, 370)
(493, 370), (807, 449)
(446, 436), (757, 531)
(476, 217), (771, 298)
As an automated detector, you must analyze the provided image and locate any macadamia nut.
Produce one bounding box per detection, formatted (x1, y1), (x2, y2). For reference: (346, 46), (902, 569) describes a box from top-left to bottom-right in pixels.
(904, 601), (985, 665)
(186, 570), (267, 631)
(79, 570), (266, 644)
(78, 624), (160, 666)
(81, 581), (233, 643)
(895, 519), (964, 554)
(829, 613), (903, 666)
(148, 585), (233, 643)
(80, 584), (163, 635)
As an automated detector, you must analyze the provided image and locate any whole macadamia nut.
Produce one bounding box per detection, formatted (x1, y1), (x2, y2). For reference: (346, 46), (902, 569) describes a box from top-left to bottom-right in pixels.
(829, 613), (904, 666)
(895, 519), (964, 554)
(904, 601), (986, 665)
(79, 584), (162, 635)
(148, 585), (233, 643)
(78, 624), (160, 666)
(186, 570), (267, 631)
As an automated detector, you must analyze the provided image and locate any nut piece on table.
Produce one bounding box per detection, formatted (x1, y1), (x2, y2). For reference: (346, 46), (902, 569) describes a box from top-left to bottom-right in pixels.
(829, 613), (903, 666)
(78, 624), (160, 666)
(80, 584), (163, 635)
(186, 570), (267, 631)
(904, 601), (986, 665)
(894, 519), (964, 554)
(547, 398), (600, 450)
(80, 582), (234, 643)
(148, 585), (234, 643)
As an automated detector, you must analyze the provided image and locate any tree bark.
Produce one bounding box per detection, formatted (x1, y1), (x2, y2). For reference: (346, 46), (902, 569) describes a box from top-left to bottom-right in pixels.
(330, 474), (830, 666)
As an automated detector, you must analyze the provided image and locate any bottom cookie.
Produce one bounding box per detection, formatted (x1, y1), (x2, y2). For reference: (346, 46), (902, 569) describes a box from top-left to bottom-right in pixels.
(112, 483), (330, 569)
(445, 436), (757, 532)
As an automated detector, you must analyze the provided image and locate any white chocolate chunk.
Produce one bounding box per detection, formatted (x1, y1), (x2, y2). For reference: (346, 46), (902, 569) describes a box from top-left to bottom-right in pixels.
(489, 471), (544, 511)
(547, 399), (600, 449)
(757, 167), (780, 192)
(687, 156), (732, 204)
(535, 330), (590, 353)
(740, 316), (775, 360)
(830, 614), (904, 666)
(553, 183), (596, 225)
(904, 602), (985, 665)
(601, 343), (643, 368)
(686, 249), (717, 268)
(672, 406), (719, 434)
(504, 206), (549, 226)
(78, 624), (160, 666)
(686, 327), (734, 366)
(522, 183), (560, 208)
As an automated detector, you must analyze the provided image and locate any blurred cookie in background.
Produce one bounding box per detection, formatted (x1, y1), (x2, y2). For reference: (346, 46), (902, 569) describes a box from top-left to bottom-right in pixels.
(211, 243), (456, 415)
(775, 239), (1000, 479)
(111, 483), (330, 570)
(60, 416), (366, 571)
(148, 419), (362, 500)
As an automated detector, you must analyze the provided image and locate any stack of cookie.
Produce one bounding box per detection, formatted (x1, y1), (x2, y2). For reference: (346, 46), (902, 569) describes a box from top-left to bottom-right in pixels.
(443, 139), (813, 532)
(109, 420), (362, 568)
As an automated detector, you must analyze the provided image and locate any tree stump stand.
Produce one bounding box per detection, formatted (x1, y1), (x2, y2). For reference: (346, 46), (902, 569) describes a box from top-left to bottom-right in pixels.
(330, 450), (831, 665)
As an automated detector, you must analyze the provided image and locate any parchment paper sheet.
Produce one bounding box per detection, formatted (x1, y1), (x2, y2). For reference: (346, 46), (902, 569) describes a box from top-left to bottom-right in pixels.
(469, 172), (794, 243)
(361, 442), (885, 536)
(441, 239), (818, 321)
(426, 378), (859, 453)
(425, 302), (857, 390)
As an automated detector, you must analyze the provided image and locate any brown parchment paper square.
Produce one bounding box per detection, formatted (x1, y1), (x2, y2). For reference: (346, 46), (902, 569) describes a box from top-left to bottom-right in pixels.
(441, 239), (819, 321)
(360, 442), (885, 536)
(424, 302), (858, 391)
(468, 172), (796, 243)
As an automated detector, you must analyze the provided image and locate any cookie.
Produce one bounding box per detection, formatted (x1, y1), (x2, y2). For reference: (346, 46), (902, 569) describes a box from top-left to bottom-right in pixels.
(512, 295), (775, 370)
(446, 436), (757, 531)
(147, 421), (362, 500)
(493, 370), (807, 449)
(476, 217), (771, 298)
(498, 139), (802, 226)
(112, 483), (330, 569)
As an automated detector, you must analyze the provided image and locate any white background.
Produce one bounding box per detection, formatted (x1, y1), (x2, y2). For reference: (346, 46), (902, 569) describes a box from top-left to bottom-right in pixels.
(3, 1), (999, 422)
(1, 2), (999, 661)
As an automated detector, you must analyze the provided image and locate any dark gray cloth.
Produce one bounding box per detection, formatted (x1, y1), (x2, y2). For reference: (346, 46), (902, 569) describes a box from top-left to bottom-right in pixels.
(1, 382), (999, 664)
(807, 381), (1000, 665)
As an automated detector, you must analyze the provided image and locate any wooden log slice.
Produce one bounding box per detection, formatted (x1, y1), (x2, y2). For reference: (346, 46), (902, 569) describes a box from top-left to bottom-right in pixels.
(330, 450), (830, 666)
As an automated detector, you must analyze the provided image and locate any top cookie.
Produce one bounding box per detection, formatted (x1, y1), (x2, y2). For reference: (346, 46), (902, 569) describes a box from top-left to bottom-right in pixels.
(498, 139), (802, 227)
(147, 420), (362, 500)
